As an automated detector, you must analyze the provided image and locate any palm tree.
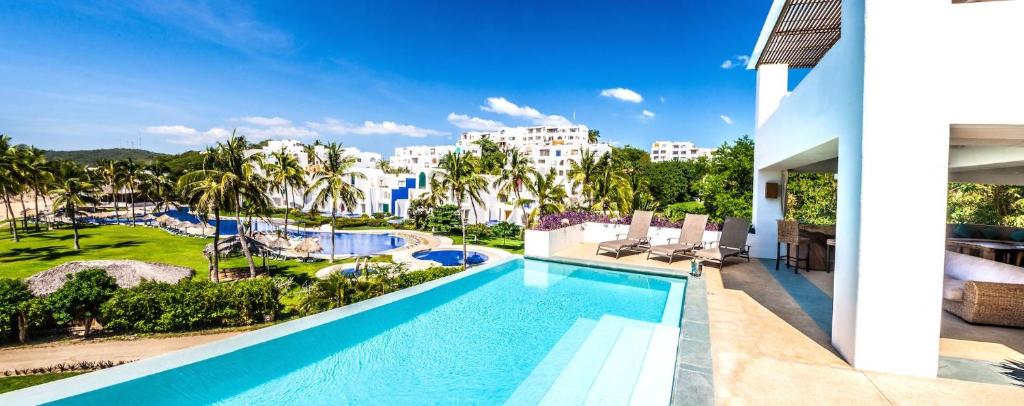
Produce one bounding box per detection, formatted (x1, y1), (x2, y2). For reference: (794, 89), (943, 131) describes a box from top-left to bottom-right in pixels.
(432, 151), (488, 270)
(117, 158), (142, 226)
(568, 148), (603, 207)
(96, 159), (121, 223)
(521, 168), (567, 227)
(50, 161), (98, 250)
(306, 142), (365, 263)
(140, 163), (178, 214)
(592, 153), (630, 215)
(0, 135), (23, 241)
(587, 128), (600, 144)
(23, 147), (52, 231)
(206, 132), (268, 277)
(265, 148), (307, 236)
(179, 168), (231, 282)
(493, 147), (536, 224)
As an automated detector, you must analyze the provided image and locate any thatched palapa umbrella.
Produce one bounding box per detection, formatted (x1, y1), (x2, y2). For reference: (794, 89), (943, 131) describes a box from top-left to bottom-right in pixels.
(155, 214), (173, 226)
(294, 237), (323, 259)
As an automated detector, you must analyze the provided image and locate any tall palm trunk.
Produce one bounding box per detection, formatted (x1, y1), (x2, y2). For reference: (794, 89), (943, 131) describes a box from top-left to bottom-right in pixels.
(18, 194), (28, 229)
(70, 204), (80, 250)
(460, 202), (468, 271)
(234, 196), (257, 277)
(2, 187), (18, 242)
(112, 183), (120, 223)
(212, 209), (221, 283)
(329, 203), (337, 263)
(32, 188), (41, 231)
(128, 184), (137, 226)
(283, 185), (290, 236)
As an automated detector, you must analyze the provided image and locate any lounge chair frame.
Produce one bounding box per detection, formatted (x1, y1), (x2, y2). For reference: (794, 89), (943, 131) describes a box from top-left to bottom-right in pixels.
(595, 211), (655, 259)
(646, 214), (709, 264)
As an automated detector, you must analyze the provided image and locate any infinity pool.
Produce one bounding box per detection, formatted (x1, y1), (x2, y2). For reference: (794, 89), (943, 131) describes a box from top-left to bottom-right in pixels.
(161, 208), (405, 256)
(11, 258), (685, 405)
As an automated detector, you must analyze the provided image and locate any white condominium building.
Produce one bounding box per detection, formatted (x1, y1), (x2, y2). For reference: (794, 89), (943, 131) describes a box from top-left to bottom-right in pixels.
(390, 145), (458, 172)
(649, 141), (713, 162)
(457, 125), (612, 178)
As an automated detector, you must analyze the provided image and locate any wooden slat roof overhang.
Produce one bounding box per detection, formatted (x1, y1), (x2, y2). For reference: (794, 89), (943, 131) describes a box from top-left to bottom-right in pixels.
(748, 0), (842, 69)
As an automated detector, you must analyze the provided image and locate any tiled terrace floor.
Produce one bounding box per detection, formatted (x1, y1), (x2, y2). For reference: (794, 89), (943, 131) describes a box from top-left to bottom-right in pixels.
(552, 243), (1024, 404)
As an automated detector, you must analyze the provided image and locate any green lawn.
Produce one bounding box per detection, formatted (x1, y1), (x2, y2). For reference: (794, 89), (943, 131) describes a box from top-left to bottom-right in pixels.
(0, 372), (83, 394)
(449, 234), (524, 254)
(0, 225), (330, 282)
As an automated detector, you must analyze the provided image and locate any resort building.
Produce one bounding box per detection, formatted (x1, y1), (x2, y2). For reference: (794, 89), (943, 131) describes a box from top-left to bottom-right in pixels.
(649, 141), (713, 162)
(457, 125), (612, 178)
(390, 145), (458, 172)
(748, 0), (1024, 378)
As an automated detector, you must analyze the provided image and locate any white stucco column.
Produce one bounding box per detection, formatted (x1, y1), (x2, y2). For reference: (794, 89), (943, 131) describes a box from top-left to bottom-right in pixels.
(832, 0), (947, 378)
(751, 64), (788, 258)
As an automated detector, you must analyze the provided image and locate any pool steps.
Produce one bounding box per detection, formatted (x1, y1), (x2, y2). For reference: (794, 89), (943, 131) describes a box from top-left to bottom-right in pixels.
(507, 315), (680, 406)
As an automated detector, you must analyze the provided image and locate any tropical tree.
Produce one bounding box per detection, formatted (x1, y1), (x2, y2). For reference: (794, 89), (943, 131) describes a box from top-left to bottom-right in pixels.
(178, 164), (231, 282)
(206, 132), (269, 277)
(50, 161), (99, 250)
(307, 142), (365, 262)
(298, 272), (352, 315)
(140, 163), (178, 215)
(23, 147), (53, 231)
(265, 148), (307, 236)
(471, 138), (506, 175)
(695, 136), (754, 222)
(521, 168), (567, 227)
(587, 128), (600, 144)
(0, 135), (24, 241)
(568, 148), (604, 207)
(96, 159), (121, 223)
(375, 159), (410, 176)
(116, 158), (142, 226)
(46, 269), (118, 337)
(493, 147), (535, 224)
(0, 278), (33, 343)
(432, 151), (488, 270)
(591, 154), (630, 215)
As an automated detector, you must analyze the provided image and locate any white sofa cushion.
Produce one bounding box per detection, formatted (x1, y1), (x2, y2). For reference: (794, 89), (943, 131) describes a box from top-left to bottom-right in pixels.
(942, 277), (966, 302)
(944, 251), (1024, 284)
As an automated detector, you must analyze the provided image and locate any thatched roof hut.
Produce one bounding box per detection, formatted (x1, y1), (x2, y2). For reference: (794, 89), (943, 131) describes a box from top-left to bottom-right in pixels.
(294, 237), (323, 257)
(26, 260), (193, 296)
(203, 235), (273, 258)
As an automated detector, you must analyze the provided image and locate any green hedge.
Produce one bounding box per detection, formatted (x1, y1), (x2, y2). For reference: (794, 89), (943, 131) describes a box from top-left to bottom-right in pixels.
(391, 267), (462, 290)
(100, 278), (283, 333)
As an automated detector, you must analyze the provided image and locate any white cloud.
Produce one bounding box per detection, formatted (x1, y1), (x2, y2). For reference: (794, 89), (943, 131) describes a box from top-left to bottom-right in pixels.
(446, 113), (505, 131)
(641, 109), (656, 118)
(308, 118), (445, 138)
(720, 115), (734, 125)
(721, 55), (752, 70)
(144, 125), (232, 146)
(599, 88), (643, 103)
(238, 125), (317, 139)
(480, 97), (572, 126)
(238, 116), (292, 126)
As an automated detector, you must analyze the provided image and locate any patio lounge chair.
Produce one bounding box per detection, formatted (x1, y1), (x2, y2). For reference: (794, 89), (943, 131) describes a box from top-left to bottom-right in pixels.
(694, 217), (751, 267)
(596, 210), (654, 258)
(646, 213), (709, 264)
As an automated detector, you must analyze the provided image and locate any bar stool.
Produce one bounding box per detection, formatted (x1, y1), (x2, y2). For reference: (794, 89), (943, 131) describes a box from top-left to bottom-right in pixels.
(776, 220), (810, 273)
(826, 238), (836, 273)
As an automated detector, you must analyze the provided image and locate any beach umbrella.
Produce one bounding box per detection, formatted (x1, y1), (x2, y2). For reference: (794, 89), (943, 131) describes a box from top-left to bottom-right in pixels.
(155, 214), (172, 226)
(294, 238), (323, 258)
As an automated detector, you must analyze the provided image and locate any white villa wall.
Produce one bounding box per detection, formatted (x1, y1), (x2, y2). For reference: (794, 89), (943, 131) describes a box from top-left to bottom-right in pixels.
(749, 0), (1024, 378)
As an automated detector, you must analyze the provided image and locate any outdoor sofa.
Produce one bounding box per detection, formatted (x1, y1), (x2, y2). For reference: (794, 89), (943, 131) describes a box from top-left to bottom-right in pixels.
(596, 210), (654, 258)
(646, 213), (709, 264)
(943, 251), (1024, 327)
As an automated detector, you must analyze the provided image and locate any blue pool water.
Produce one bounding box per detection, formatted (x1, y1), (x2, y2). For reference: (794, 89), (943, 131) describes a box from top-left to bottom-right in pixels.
(413, 249), (488, 266)
(44, 259), (684, 405)
(160, 208), (405, 256)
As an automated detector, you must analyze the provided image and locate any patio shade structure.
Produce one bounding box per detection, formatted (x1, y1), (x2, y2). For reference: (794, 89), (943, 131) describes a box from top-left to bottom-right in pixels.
(203, 235), (273, 276)
(294, 237), (323, 258)
(749, 0), (841, 69)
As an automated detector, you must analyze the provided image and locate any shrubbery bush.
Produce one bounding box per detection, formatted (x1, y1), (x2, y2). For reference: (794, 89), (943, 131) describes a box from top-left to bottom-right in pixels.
(391, 267), (462, 289)
(101, 278), (283, 333)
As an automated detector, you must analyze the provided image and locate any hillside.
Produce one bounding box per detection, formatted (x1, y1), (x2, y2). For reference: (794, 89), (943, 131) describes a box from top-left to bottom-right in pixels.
(43, 148), (168, 166)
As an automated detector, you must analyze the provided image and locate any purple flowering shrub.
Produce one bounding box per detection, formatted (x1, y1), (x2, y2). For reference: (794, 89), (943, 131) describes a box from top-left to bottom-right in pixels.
(533, 211), (722, 231)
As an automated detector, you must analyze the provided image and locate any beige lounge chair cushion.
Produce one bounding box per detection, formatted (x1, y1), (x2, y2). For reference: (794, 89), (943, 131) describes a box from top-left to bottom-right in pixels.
(943, 277), (966, 302)
(598, 239), (638, 251)
(649, 243), (697, 256)
(695, 246), (740, 261)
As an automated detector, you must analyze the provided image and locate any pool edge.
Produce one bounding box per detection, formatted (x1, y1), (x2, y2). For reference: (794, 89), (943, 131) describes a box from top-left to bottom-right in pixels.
(0, 256), (521, 405)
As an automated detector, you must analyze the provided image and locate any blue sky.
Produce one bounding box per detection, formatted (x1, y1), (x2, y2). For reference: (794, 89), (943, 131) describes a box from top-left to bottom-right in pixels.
(0, 0), (773, 155)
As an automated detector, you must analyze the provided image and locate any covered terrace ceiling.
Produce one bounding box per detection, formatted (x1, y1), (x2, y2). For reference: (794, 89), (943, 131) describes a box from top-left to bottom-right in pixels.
(749, 0), (842, 69)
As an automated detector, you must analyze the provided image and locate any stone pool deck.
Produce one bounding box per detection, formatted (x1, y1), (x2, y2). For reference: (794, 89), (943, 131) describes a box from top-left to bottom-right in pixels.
(552, 242), (1024, 405)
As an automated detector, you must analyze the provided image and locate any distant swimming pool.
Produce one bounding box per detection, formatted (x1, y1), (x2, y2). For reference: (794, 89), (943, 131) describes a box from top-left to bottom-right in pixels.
(7, 258), (686, 405)
(413, 249), (488, 266)
(160, 208), (405, 256)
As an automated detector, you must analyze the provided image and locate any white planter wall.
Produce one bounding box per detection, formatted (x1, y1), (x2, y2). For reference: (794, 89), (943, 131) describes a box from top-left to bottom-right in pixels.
(524, 225), (584, 257)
